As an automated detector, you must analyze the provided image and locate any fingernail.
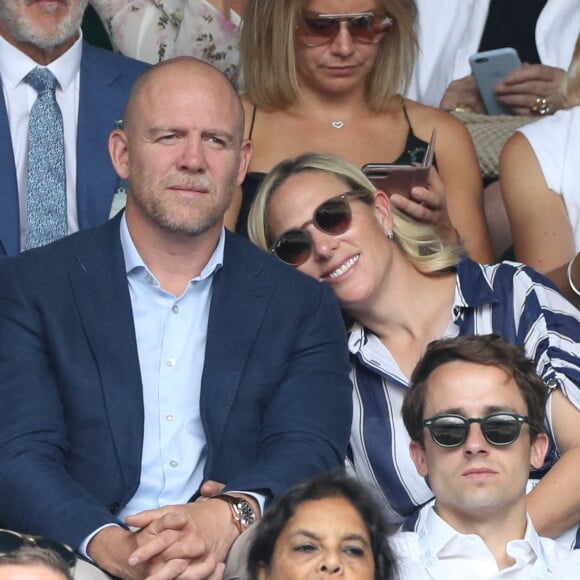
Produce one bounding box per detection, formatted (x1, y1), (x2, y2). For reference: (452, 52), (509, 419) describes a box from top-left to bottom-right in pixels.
(129, 556), (139, 566)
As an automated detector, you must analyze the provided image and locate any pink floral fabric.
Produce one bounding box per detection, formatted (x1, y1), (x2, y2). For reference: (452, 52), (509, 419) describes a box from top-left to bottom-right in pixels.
(90, 0), (241, 85)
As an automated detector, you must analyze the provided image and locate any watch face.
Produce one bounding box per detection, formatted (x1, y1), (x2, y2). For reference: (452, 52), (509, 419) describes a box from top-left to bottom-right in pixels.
(236, 499), (256, 526)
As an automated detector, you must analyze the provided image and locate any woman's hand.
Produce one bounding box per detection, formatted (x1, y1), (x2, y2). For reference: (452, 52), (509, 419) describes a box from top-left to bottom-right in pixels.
(440, 75), (486, 113)
(495, 63), (566, 116)
(389, 166), (458, 244)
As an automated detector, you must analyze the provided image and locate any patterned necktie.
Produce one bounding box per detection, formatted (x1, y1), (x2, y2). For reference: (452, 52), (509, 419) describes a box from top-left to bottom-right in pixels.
(24, 67), (67, 250)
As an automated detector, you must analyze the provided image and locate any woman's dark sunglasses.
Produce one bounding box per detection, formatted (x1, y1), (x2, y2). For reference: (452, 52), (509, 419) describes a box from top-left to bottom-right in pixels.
(0, 529), (76, 567)
(421, 412), (533, 448)
(297, 11), (393, 47)
(270, 190), (374, 267)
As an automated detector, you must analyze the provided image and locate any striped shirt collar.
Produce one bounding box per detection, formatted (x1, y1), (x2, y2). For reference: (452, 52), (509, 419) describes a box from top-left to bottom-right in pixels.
(348, 258), (498, 355)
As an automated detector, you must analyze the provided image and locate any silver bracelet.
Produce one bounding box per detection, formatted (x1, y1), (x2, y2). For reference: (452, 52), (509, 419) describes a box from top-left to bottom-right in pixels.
(566, 256), (580, 296)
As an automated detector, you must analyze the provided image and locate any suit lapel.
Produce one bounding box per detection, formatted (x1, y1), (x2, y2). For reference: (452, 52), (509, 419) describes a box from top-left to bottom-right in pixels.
(0, 82), (21, 256)
(76, 43), (122, 229)
(69, 215), (144, 480)
(200, 235), (271, 459)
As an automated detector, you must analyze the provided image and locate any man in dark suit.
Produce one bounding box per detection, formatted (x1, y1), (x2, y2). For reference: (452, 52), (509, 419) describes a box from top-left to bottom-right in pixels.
(0, 57), (352, 579)
(0, 0), (147, 256)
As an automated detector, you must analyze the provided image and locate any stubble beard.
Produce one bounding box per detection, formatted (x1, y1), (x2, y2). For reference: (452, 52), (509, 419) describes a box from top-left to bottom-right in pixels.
(136, 176), (235, 237)
(0, 0), (88, 49)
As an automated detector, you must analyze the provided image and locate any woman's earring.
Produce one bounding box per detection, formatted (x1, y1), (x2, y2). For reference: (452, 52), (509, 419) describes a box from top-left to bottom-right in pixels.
(387, 230), (394, 240)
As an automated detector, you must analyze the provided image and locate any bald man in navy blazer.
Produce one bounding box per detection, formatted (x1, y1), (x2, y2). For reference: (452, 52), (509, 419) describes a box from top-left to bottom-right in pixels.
(0, 0), (147, 256)
(0, 58), (352, 579)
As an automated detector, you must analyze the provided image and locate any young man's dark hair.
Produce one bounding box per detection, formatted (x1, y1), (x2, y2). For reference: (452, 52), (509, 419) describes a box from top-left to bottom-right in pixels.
(402, 334), (548, 444)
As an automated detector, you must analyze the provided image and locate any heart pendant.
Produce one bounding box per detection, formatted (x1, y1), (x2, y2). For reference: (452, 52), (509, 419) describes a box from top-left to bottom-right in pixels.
(331, 121), (344, 129)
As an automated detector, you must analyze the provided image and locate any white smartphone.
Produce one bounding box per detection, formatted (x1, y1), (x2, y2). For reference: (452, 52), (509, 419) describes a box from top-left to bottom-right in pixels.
(469, 47), (522, 115)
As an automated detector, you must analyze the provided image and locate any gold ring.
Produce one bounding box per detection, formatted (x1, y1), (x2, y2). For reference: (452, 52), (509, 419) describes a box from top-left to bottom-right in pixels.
(453, 103), (471, 113)
(531, 96), (552, 116)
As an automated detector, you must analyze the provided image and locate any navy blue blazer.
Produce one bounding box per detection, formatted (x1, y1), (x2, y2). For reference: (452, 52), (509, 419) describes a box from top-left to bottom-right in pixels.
(0, 215), (352, 549)
(0, 42), (148, 256)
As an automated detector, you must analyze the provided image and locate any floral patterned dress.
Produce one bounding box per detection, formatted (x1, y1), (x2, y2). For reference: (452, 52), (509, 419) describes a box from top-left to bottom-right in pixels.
(89, 0), (241, 85)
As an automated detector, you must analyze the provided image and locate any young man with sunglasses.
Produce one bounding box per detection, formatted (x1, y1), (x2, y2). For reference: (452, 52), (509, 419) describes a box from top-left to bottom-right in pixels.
(393, 334), (580, 578)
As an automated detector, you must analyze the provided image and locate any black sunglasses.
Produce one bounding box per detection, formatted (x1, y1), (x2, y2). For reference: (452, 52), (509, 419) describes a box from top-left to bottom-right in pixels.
(421, 412), (533, 448)
(0, 529), (76, 567)
(297, 11), (393, 47)
(270, 190), (374, 267)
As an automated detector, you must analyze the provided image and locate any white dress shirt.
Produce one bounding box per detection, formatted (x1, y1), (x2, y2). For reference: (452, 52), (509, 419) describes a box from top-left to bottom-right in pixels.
(0, 32), (82, 247)
(391, 503), (580, 579)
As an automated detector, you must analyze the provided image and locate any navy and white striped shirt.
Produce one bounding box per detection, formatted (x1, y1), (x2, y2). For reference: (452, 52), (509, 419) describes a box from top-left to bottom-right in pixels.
(348, 258), (580, 545)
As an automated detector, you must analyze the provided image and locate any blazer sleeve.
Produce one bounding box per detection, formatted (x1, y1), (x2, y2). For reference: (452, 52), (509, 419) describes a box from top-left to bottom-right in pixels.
(0, 258), (124, 547)
(204, 266), (353, 502)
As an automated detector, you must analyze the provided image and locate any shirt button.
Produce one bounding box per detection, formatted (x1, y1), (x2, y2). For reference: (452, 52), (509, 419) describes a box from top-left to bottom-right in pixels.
(167, 358), (176, 367)
(172, 305), (179, 314)
(546, 378), (558, 388)
(166, 414), (175, 421)
(170, 460), (178, 468)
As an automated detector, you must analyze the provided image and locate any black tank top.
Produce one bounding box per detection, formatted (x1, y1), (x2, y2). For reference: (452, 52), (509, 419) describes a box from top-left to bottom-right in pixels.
(237, 101), (432, 238)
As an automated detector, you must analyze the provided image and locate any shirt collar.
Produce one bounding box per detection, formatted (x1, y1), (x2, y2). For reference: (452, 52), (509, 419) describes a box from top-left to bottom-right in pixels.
(506, 514), (553, 573)
(120, 213), (225, 283)
(423, 503), (466, 556)
(423, 505), (551, 572)
(0, 30), (82, 90)
(347, 257), (500, 355)
(348, 321), (366, 354)
(453, 257), (498, 314)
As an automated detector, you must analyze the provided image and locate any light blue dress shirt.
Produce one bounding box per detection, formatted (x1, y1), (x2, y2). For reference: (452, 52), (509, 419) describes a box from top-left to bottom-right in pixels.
(118, 214), (224, 519)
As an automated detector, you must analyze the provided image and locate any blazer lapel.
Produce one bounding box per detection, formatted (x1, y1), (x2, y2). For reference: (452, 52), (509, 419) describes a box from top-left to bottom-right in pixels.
(0, 82), (21, 256)
(69, 215), (144, 480)
(200, 234), (271, 459)
(76, 43), (123, 230)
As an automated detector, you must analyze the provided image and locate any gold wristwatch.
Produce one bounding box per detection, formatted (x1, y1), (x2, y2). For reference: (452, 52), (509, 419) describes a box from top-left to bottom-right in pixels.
(212, 494), (256, 533)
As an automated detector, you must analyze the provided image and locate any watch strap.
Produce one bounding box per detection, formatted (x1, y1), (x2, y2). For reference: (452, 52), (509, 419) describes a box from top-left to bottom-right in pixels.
(212, 494), (256, 534)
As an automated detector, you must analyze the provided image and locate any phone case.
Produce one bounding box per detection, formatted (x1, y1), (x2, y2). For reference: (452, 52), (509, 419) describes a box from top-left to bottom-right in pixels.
(361, 129), (435, 197)
(469, 47), (522, 115)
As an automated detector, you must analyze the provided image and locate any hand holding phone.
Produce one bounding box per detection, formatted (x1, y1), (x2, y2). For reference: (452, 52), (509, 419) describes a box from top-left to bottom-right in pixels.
(361, 129), (436, 197)
(469, 48), (522, 115)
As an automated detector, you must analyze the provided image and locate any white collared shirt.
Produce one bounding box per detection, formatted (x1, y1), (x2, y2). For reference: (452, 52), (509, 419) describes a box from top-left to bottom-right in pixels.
(391, 504), (580, 579)
(0, 32), (82, 248)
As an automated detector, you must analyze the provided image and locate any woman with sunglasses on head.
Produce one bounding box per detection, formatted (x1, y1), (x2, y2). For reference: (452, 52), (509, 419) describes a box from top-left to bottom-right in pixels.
(247, 152), (580, 548)
(231, 0), (494, 263)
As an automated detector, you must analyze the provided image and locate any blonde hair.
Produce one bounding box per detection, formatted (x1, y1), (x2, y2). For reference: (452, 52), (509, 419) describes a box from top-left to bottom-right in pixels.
(562, 34), (580, 107)
(240, 0), (418, 112)
(248, 153), (464, 274)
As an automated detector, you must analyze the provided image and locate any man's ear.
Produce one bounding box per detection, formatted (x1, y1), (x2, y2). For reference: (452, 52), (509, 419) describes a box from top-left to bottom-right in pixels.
(530, 432), (549, 470)
(410, 439), (429, 477)
(109, 128), (130, 180)
(236, 139), (253, 186)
